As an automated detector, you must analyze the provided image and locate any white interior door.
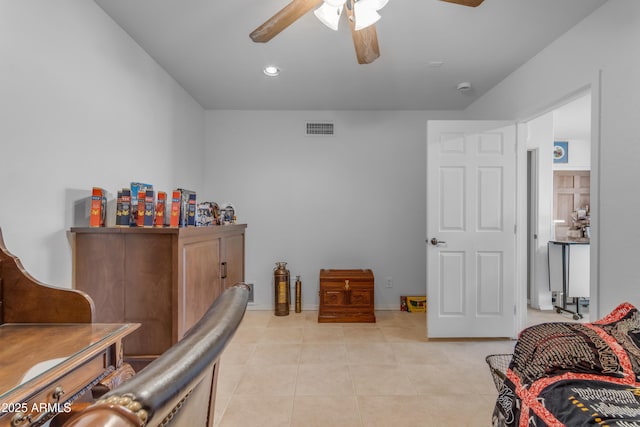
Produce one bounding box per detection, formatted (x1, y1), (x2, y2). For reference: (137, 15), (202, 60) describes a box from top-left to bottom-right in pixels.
(427, 121), (517, 338)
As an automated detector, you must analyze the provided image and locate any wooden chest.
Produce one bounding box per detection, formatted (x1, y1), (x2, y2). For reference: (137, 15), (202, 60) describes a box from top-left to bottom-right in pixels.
(318, 269), (375, 323)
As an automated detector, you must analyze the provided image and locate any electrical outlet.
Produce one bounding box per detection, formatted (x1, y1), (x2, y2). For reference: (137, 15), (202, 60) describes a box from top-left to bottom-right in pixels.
(386, 277), (393, 288)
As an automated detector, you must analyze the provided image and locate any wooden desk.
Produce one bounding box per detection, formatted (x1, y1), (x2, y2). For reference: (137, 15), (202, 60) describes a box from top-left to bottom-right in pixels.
(548, 239), (590, 320)
(0, 323), (139, 427)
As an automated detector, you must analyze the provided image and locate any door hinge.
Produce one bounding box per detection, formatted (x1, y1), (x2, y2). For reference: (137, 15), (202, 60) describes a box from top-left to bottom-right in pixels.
(514, 224), (517, 234)
(514, 305), (517, 315)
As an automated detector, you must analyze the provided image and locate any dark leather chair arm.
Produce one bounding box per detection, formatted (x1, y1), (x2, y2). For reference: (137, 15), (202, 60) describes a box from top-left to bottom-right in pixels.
(64, 283), (250, 427)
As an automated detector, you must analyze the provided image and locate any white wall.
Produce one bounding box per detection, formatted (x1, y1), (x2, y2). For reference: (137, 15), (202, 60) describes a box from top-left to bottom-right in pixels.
(0, 1), (205, 287)
(553, 94), (592, 171)
(465, 0), (640, 318)
(204, 110), (462, 310)
(3, 0), (634, 322)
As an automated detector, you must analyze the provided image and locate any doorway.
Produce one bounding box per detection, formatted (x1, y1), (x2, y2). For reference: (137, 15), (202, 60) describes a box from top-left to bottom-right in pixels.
(525, 92), (592, 325)
(425, 91), (597, 337)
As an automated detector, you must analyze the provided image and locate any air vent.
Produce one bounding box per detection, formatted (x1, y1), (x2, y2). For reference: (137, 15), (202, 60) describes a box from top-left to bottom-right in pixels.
(246, 283), (254, 304)
(306, 122), (334, 136)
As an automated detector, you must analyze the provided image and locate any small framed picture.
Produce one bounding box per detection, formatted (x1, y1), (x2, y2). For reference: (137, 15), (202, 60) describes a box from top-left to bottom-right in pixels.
(553, 141), (568, 163)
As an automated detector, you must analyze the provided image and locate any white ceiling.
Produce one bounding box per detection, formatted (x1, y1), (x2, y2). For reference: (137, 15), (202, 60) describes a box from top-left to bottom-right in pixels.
(93, 0), (606, 111)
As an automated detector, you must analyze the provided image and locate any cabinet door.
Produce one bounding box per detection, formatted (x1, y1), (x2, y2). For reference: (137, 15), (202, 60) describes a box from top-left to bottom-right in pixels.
(321, 287), (348, 306)
(554, 171), (590, 239)
(222, 233), (244, 289)
(124, 234), (173, 355)
(349, 288), (373, 307)
(74, 233), (126, 323)
(182, 238), (222, 336)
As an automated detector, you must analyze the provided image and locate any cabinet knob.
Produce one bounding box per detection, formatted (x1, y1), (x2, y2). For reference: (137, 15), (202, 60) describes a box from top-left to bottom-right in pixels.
(344, 280), (350, 290)
(52, 386), (65, 401)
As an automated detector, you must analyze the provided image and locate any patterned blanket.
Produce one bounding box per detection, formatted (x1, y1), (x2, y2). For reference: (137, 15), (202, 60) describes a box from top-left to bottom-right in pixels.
(493, 302), (640, 426)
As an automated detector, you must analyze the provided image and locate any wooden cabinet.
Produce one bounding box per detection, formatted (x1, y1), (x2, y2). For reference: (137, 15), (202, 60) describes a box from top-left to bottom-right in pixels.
(318, 269), (375, 323)
(70, 225), (246, 369)
(554, 171), (590, 239)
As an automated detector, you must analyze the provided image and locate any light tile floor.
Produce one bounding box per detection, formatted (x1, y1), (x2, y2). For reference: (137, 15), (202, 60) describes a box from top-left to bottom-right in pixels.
(214, 307), (588, 427)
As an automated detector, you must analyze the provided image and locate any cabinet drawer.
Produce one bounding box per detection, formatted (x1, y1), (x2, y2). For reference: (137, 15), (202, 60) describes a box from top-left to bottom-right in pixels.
(320, 288), (372, 306)
(2, 351), (109, 426)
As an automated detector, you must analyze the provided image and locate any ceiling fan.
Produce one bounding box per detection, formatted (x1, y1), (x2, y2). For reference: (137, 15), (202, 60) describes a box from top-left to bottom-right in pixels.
(249, 0), (484, 65)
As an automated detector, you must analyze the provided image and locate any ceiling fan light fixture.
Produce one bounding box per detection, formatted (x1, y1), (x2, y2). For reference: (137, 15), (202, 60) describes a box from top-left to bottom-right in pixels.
(367, 0), (389, 11)
(324, 0), (348, 7)
(314, 2), (344, 31)
(353, 0), (382, 31)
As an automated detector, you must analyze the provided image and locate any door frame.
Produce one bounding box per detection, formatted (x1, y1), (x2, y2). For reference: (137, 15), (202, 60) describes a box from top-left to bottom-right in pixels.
(425, 78), (601, 334)
(515, 123), (527, 334)
(527, 149), (539, 307)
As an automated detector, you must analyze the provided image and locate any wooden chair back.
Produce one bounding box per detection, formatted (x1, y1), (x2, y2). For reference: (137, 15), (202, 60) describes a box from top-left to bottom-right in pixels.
(0, 227), (93, 324)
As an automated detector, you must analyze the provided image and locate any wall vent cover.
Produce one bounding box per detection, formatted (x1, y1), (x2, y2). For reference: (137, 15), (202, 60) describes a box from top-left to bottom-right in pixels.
(246, 283), (254, 304)
(306, 122), (334, 136)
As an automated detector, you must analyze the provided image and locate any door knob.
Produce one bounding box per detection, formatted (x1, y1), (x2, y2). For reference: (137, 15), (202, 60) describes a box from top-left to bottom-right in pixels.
(430, 238), (446, 246)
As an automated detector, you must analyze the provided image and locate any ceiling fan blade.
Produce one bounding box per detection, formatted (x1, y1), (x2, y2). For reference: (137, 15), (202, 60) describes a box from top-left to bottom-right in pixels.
(439, 0), (484, 6)
(344, 2), (380, 65)
(250, 0), (324, 43)
(350, 24), (380, 64)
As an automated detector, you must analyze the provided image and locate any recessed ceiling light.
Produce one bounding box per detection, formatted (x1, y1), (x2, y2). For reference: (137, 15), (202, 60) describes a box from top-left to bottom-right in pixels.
(263, 66), (280, 77)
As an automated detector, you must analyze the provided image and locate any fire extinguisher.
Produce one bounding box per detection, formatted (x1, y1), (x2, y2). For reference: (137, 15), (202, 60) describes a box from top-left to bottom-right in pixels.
(274, 262), (290, 316)
(295, 276), (302, 313)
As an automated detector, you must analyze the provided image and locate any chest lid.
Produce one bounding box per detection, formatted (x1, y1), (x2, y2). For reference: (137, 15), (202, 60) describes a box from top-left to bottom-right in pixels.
(320, 269), (374, 282)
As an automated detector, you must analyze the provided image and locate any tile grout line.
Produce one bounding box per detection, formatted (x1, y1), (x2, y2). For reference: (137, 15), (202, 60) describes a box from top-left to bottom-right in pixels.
(288, 361), (301, 427)
(344, 327), (367, 427)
